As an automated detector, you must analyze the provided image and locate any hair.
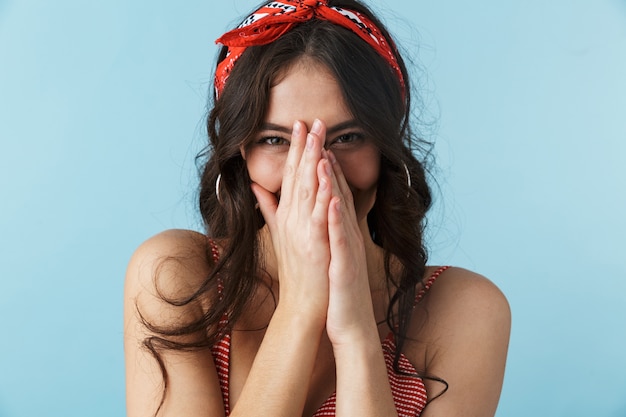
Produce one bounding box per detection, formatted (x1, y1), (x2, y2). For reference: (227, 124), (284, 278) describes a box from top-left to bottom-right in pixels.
(140, 0), (445, 414)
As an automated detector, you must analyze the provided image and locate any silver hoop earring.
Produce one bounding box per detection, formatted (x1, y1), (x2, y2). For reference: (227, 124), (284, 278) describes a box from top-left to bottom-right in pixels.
(402, 162), (411, 197)
(215, 173), (223, 203)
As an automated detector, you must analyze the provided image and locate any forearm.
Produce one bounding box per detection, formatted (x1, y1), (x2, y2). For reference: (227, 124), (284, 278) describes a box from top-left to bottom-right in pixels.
(333, 332), (399, 417)
(230, 305), (324, 417)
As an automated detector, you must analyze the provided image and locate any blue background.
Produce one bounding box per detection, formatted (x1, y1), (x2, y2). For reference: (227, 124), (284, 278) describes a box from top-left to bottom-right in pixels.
(1, 1), (625, 416)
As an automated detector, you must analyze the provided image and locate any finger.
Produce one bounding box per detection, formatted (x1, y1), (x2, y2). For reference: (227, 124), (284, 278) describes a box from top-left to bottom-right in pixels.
(327, 195), (349, 260)
(324, 156), (355, 251)
(279, 120), (307, 206)
(251, 182), (279, 233)
(327, 193), (365, 289)
(325, 150), (357, 227)
(309, 157), (333, 241)
(297, 119), (326, 216)
(327, 149), (353, 208)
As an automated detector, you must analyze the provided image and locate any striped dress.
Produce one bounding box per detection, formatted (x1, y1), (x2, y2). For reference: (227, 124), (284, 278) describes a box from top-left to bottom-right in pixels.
(209, 242), (448, 416)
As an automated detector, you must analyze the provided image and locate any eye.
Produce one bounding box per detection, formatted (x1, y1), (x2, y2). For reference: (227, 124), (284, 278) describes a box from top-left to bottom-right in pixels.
(330, 132), (365, 147)
(258, 136), (289, 146)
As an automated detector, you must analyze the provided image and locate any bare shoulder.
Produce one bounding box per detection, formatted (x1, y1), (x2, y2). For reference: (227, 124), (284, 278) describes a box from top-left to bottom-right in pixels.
(124, 229), (226, 416)
(421, 266), (510, 323)
(407, 267), (511, 417)
(124, 229), (215, 327)
(416, 266), (511, 357)
(127, 228), (212, 272)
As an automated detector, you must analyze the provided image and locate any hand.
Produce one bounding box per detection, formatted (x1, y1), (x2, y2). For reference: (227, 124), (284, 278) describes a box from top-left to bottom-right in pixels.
(251, 119), (333, 321)
(323, 150), (379, 347)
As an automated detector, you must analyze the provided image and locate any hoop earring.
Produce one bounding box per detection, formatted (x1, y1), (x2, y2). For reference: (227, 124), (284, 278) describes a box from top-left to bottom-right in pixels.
(215, 173), (223, 203)
(402, 162), (411, 197)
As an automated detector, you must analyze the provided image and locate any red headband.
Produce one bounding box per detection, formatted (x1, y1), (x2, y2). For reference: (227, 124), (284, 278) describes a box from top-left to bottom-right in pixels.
(214, 0), (405, 99)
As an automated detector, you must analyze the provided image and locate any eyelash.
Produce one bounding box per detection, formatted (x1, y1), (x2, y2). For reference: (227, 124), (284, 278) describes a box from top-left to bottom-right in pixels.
(257, 132), (365, 147)
(257, 136), (289, 146)
(331, 132), (365, 145)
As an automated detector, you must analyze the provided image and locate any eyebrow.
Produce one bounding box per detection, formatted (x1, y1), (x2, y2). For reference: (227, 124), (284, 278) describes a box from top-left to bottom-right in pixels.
(260, 120), (362, 136)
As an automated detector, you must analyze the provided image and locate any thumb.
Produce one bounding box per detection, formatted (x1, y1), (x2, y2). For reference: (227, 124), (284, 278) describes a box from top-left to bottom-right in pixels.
(250, 182), (278, 233)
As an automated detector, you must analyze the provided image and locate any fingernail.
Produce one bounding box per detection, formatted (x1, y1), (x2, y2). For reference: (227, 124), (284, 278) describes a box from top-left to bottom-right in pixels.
(292, 120), (301, 135)
(324, 159), (332, 176)
(328, 149), (337, 164)
(311, 119), (322, 135)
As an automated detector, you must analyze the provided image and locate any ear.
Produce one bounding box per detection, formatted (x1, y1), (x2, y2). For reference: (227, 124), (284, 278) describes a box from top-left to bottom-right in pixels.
(240, 144), (247, 160)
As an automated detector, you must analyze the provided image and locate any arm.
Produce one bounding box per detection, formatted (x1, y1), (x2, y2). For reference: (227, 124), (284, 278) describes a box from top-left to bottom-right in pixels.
(324, 150), (399, 416)
(410, 268), (511, 417)
(332, 329), (399, 417)
(236, 119), (331, 416)
(228, 305), (325, 417)
(124, 229), (225, 417)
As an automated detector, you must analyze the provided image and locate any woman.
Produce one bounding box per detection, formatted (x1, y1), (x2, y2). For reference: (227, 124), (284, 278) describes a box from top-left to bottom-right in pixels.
(124, 1), (511, 416)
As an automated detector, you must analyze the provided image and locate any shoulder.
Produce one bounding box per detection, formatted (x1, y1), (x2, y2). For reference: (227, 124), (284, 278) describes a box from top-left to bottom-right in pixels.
(128, 228), (213, 266)
(414, 266), (511, 353)
(421, 266), (510, 321)
(124, 230), (227, 416)
(124, 229), (216, 326)
(406, 267), (511, 416)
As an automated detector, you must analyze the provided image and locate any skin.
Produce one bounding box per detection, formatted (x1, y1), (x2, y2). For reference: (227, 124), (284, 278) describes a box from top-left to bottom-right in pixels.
(124, 59), (511, 417)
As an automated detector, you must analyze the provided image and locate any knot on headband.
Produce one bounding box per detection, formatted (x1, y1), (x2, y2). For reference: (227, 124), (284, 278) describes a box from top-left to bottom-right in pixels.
(214, 0), (404, 99)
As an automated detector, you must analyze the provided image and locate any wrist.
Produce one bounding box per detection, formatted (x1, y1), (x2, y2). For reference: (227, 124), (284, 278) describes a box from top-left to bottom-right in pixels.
(272, 302), (327, 333)
(330, 326), (381, 358)
(327, 308), (379, 348)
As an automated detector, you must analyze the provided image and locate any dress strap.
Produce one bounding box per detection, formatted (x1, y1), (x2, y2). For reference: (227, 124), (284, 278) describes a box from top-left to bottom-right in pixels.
(208, 238), (220, 263)
(414, 265), (450, 306)
(207, 238), (223, 295)
(208, 238), (229, 327)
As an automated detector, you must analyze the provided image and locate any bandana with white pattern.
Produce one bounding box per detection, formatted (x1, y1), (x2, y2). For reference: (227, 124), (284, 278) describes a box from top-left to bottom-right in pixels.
(214, 0), (404, 98)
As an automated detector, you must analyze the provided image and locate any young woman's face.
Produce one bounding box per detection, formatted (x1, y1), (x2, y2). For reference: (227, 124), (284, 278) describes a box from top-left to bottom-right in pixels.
(242, 60), (380, 221)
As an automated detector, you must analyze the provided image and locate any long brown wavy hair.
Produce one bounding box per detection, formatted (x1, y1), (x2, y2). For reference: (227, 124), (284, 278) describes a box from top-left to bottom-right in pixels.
(140, 0), (439, 413)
